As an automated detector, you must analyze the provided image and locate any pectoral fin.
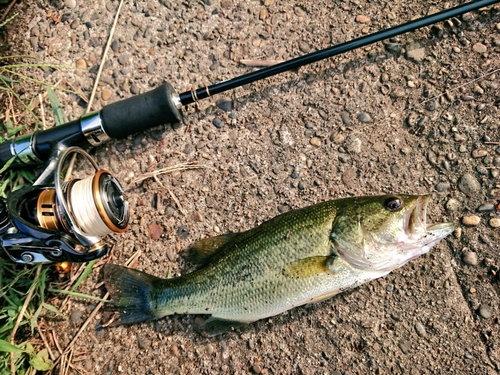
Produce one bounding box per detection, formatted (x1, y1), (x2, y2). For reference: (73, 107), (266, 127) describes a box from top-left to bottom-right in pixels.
(283, 256), (338, 279)
(200, 317), (247, 336)
(184, 233), (237, 266)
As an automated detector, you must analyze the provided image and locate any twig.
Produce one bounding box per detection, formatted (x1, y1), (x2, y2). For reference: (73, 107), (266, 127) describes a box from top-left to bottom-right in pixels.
(35, 321), (55, 361)
(126, 162), (205, 190)
(10, 265), (42, 374)
(239, 59), (284, 67)
(484, 141), (500, 145)
(86, 0), (124, 113)
(153, 175), (187, 216)
(0, 0), (18, 23)
(39, 93), (47, 130)
(413, 68), (500, 109)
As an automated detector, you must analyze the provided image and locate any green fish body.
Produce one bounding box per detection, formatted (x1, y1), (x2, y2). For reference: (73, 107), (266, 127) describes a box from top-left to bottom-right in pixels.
(104, 195), (454, 335)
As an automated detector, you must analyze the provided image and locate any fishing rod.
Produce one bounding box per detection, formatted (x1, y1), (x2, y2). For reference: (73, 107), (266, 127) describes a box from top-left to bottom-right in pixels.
(0, 0), (498, 265)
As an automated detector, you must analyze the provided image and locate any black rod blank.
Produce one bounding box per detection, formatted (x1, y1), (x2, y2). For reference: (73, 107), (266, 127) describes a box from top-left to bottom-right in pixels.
(179, 0), (499, 106)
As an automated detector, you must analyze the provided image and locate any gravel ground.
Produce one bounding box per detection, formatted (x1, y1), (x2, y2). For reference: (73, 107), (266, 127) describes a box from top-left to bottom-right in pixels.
(2, 0), (500, 374)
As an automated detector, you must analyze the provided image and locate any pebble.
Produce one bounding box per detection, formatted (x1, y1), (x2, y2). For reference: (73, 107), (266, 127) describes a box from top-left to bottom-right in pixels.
(357, 112), (372, 123)
(310, 137), (322, 147)
(101, 88), (112, 101)
(406, 43), (425, 62)
(414, 322), (427, 338)
(462, 251), (478, 266)
(340, 111), (351, 126)
(477, 203), (495, 212)
(76, 58), (87, 70)
(294, 7), (307, 17)
(385, 43), (401, 54)
(146, 62), (156, 74)
(70, 310), (84, 324)
(445, 198), (460, 211)
(462, 215), (481, 227)
(425, 100), (439, 111)
(472, 42), (487, 53)
(346, 138), (362, 154)
(457, 173), (481, 194)
(213, 118), (224, 128)
(489, 218), (500, 228)
(130, 83), (140, 94)
(220, 0), (233, 9)
(252, 364), (263, 374)
(471, 149), (487, 158)
(216, 97), (233, 112)
(65, 0), (77, 8)
(435, 182), (450, 192)
(478, 304), (492, 319)
(355, 15), (370, 23)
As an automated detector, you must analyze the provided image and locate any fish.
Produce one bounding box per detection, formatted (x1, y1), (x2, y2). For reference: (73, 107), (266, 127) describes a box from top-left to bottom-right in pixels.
(103, 194), (454, 336)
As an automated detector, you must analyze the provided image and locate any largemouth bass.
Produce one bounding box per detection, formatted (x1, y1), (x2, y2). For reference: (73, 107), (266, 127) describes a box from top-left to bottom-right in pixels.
(103, 195), (454, 336)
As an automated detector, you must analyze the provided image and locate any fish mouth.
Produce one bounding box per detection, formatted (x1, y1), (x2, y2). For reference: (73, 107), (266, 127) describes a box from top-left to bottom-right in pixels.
(406, 195), (455, 240)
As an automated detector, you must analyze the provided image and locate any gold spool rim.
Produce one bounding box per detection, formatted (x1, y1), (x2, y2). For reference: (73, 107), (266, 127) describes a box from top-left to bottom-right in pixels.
(92, 170), (128, 233)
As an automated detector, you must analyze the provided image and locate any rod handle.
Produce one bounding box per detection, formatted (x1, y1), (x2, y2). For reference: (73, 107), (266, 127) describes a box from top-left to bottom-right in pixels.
(101, 82), (182, 139)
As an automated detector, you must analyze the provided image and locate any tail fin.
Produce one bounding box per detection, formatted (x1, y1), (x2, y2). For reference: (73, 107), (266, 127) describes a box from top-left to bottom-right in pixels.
(103, 264), (162, 325)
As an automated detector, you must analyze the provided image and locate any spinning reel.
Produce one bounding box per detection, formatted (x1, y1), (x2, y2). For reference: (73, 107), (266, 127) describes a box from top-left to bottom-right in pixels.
(0, 147), (129, 264)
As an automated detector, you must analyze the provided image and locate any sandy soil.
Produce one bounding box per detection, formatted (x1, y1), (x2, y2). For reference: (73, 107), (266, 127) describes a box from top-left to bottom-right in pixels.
(2, 0), (500, 374)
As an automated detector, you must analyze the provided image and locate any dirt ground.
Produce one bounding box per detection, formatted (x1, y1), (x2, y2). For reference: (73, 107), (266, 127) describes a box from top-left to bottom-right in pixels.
(2, 0), (500, 374)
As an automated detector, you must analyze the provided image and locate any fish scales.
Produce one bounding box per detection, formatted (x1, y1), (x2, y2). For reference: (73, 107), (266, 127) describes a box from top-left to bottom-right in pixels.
(104, 194), (454, 335)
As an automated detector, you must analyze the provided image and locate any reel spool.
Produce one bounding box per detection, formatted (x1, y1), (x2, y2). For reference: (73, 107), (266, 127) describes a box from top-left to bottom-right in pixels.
(0, 147), (129, 264)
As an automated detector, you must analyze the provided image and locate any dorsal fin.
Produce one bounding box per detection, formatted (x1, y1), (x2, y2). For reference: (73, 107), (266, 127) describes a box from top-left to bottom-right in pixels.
(184, 233), (238, 266)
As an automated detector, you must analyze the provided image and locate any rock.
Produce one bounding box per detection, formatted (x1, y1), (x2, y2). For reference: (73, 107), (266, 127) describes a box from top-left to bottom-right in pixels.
(385, 43), (401, 54)
(294, 7), (307, 17)
(101, 88), (112, 101)
(478, 304), (492, 319)
(65, 0), (77, 8)
(340, 111), (351, 126)
(259, 8), (268, 20)
(406, 43), (425, 62)
(310, 137), (322, 147)
(435, 182), (450, 192)
(457, 173), (480, 194)
(489, 218), (500, 228)
(462, 215), (481, 226)
(346, 137), (362, 154)
(477, 203), (495, 212)
(471, 149), (487, 158)
(445, 198), (460, 211)
(146, 62), (156, 74)
(149, 224), (164, 240)
(213, 118), (224, 128)
(472, 43), (487, 53)
(462, 251), (478, 266)
(177, 225), (189, 239)
(355, 15), (370, 23)
(130, 83), (140, 94)
(414, 322), (427, 337)
(76, 58), (87, 69)
(357, 112), (372, 123)
(220, 0), (233, 9)
(425, 100), (439, 111)
(216, 97), (233, 112)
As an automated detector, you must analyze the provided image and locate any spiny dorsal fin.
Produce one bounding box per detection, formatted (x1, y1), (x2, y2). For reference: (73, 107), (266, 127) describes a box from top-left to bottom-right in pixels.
(282, 255), (338, 279)
(184, 233), (238, 266)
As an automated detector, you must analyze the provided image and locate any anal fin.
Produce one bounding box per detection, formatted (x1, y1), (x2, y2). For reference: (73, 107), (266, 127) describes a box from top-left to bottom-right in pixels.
(200, 317), (247, 336)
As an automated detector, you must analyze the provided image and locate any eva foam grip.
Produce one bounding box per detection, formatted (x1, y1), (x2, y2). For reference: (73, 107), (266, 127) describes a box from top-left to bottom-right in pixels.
(100, 82), (182, 139)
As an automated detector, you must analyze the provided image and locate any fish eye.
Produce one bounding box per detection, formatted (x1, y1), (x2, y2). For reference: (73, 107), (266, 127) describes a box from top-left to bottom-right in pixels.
(384, 197), (403, 211)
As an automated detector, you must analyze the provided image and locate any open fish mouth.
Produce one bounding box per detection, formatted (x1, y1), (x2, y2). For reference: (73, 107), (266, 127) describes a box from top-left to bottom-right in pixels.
(406, 195), (454, 241)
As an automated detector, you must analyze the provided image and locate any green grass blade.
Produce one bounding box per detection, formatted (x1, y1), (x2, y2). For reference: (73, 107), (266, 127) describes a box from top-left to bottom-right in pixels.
(48, 288), (108, 303)
(46, 87), (65, 125)
(0, 339), (24, 353)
